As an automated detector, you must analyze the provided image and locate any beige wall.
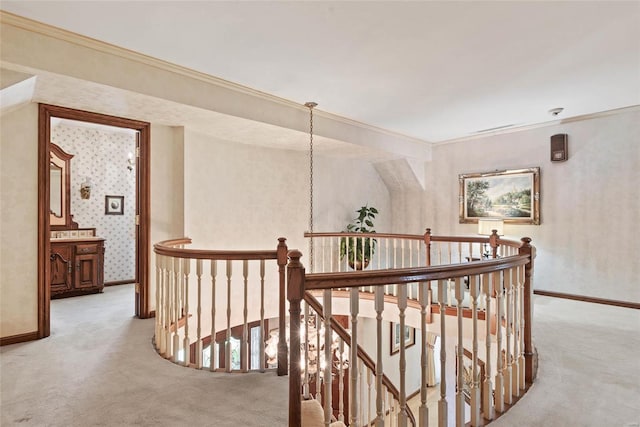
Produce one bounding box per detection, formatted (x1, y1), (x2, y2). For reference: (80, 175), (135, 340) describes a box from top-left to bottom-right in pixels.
(0, 103), (39, 337)
(425, 110), (640, 302)
(148, 124), (185, 312)
(183, 130), (391, 253)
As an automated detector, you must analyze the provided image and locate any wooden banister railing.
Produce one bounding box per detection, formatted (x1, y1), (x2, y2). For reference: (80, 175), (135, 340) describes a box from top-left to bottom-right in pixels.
(289, 230), (537, 427)
(153, 237), (289, 375)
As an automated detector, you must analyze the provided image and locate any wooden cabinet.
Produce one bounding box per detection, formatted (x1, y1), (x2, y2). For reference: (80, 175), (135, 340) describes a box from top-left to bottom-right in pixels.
(50, 238), (105, 298)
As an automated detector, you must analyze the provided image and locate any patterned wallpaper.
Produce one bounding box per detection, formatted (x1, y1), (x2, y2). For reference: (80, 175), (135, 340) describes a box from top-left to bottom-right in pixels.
(51, 121), (136, 283)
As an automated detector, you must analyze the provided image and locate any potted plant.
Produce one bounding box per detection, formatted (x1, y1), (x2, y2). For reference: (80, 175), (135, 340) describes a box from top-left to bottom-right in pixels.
(339, 205), (378, 270)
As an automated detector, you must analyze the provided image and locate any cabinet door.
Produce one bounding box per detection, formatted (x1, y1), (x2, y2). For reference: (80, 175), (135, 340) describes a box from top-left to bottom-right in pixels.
(50, 244), (73, 294)
(75, 253), (99, 289)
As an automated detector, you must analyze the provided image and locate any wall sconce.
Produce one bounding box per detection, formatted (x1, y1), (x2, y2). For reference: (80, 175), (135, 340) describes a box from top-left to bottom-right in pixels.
(80, 177), (92, 199)
(127, 152), (135, 172)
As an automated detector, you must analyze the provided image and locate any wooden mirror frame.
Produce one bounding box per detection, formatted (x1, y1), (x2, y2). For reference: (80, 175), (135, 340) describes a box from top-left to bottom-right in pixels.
(49, 143), (78, 230)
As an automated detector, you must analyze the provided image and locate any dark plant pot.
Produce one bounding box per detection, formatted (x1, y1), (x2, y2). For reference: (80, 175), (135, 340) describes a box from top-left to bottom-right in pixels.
(349, 259), (370, 270)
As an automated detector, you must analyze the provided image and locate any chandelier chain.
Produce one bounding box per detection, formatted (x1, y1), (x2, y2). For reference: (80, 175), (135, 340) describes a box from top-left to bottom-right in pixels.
(305, 102), (317, 272)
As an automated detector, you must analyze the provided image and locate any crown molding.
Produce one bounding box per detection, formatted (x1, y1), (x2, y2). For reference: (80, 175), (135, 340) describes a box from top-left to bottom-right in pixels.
(434, 105), (640, 146)
(0, 11), (430, 147)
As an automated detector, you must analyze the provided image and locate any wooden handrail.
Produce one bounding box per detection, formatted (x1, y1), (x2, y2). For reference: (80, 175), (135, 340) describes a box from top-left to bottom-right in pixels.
(305, 229), (524, 249)
(303, 292), (417, 426)
(305, 255), (530, 290)
(305, 231), (425, 240)
(154, 238), (280, 260)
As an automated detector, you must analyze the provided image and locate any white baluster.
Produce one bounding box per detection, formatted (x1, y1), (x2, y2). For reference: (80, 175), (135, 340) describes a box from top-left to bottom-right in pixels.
(338, 338), (345, 423)
(482, 273), (494, 421)
(182, 258), (191, 367)
(375, 286), (385, 427)
(303, 302), (310, 399)
(330, 238), (334, 273)
(324, 289), (332, 427)
(350, 287), (359, 426)
(172, 257), (180, 363)
(419, 282), (429, 427)
(242, 260), (248, 373)
(225, 260), (232, 373)
(469, 275), (481, 426)
(437, 279), (448, 427)
(454, 277), (465, 427)
(504, 268), (513, 405)
(259, 259), (265, 373)
(157, 255), (166, 355)
(367, 368), (373, 427)
(398, 284), (408, 427)
(195, 259), (203, 369)
(155, 254), (162, 352)
(164, 256), (172, 359)
(512, 266), (520, 398)
(494, 271), (504, 412)
(210, 260), (217, 372)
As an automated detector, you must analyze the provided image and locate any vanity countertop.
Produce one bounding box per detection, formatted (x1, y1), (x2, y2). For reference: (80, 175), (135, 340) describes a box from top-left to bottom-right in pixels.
(50, 236), (105, 242)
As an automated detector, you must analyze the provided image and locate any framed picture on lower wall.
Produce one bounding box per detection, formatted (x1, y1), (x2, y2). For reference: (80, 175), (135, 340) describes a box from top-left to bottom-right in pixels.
(390, 322), (415, 355)
(105, 195), (124, 215)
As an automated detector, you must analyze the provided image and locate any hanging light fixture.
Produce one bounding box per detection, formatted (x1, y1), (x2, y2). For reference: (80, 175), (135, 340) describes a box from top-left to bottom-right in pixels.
(305, 101), (317, 272)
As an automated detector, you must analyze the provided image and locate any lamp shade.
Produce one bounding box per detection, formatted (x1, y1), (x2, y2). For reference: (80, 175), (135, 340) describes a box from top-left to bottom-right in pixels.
(478, 218), (504, 236)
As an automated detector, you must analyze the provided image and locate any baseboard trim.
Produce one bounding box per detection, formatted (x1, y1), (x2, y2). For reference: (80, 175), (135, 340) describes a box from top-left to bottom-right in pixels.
(534, 290), (640, 310)
(1, 331), (39, 346)
(104, 279), (135, 287)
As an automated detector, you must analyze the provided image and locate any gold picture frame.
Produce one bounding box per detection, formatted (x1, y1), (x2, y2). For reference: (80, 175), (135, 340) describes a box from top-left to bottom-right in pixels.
(459, 167), (540, 224)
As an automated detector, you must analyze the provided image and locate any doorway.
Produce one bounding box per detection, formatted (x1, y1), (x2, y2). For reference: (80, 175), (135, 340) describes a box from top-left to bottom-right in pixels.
(38, 104), (151, 338)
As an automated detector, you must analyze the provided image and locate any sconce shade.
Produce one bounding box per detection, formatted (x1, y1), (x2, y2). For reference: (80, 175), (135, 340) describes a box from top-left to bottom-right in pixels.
(80, 177), (92, 200)
(478, 218), (504, 236)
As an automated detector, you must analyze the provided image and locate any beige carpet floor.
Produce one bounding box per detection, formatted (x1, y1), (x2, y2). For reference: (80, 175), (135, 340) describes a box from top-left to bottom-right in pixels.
(1, 284), (639, 426)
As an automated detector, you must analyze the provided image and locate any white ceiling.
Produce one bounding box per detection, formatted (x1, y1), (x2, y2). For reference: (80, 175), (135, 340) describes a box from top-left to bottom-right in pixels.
(1, 1), (639, 143)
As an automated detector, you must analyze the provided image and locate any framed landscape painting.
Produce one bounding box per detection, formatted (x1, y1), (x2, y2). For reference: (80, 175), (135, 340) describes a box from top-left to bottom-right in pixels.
(459, 167), (540, 225)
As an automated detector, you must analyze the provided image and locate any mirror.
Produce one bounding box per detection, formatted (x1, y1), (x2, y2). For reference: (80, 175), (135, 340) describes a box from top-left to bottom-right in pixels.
(50, 143), (78, 230)
(50, 163), (63, 217)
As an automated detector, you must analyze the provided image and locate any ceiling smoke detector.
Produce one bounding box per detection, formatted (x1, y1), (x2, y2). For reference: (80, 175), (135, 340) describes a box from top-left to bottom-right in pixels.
(548, 107), (564, 116)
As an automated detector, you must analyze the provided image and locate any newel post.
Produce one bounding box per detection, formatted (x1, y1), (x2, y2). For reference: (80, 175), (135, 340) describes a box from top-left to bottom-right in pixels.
(277, 237), (289, 376)
(424, 228), (433, 324)
(519, 237), (537, 384)
(490, 230), (500, 258)
(287, 249), (305, 427)
(424, 228), (432, 266)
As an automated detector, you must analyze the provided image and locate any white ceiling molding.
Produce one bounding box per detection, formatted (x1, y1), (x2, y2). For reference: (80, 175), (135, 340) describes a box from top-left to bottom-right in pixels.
(0, 11), (431, 161)
(433, 105), (640, 146)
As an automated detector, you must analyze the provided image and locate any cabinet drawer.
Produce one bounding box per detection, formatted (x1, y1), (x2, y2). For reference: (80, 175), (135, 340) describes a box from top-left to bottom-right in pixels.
(76, 243), (98, 254)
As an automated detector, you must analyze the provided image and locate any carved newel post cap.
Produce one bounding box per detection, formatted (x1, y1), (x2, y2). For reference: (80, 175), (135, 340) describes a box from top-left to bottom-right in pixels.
(521, 237), (532, 246)
(287, 249), (303, 267)
(278, 237), (287, 244)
